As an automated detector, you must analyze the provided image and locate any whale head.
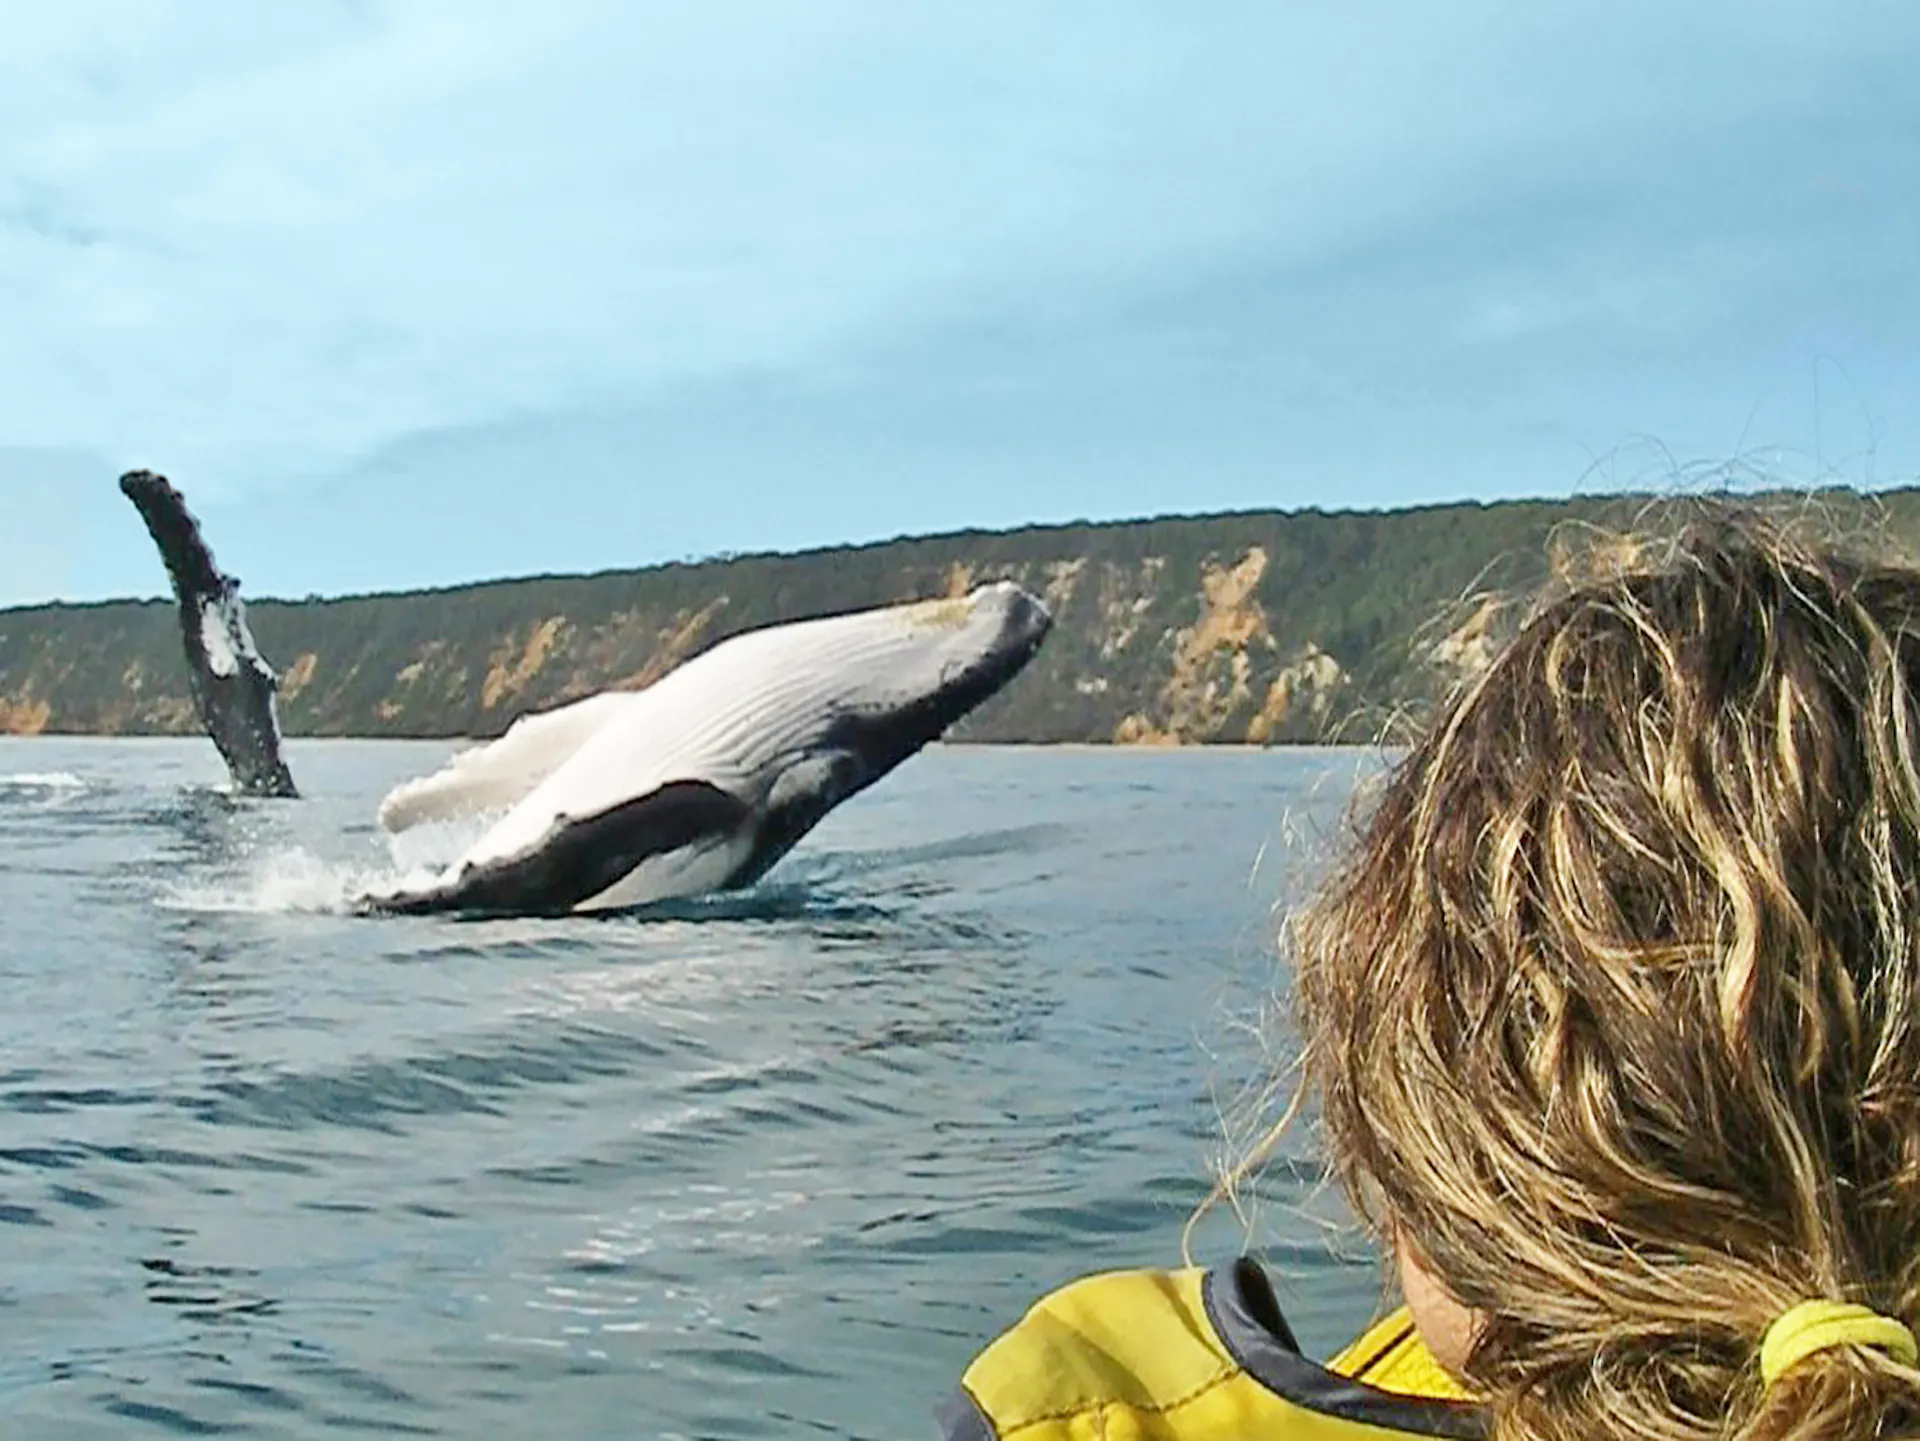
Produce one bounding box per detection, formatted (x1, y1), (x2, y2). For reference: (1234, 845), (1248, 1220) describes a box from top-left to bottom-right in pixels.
(812, 579), (1054, 754)
(720, 577), (1053, 889)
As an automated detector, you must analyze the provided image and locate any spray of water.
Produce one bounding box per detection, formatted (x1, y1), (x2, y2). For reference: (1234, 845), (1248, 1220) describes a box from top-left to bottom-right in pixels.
(157, 812), (496, 917)
(0, 771), (87, 790)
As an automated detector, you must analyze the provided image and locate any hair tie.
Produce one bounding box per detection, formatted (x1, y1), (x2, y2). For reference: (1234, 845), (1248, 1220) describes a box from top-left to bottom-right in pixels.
(1760, 1300), (1918, 1387)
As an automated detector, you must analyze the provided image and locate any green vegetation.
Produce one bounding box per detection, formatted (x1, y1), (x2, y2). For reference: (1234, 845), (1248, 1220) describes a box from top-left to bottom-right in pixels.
(6, 487), (1918, 744)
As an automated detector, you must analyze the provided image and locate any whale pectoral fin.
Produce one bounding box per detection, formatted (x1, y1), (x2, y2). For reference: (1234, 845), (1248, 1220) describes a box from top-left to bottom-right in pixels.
(361, 778), (750, 917)
(118, 468), (298, 800)
(377, 692), (635, 832)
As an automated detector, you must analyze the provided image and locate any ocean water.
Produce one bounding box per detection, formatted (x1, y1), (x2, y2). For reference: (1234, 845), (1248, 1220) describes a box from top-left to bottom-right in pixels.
(0, 736), (1398, 1440)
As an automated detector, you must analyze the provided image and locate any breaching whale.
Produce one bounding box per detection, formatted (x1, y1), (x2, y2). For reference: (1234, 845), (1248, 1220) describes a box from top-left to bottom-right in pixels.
(118, 469), (299, 799)
(356, 582), (1053, 918)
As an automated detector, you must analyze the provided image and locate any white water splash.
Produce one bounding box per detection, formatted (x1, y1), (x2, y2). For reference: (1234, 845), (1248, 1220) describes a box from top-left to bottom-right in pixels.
(0, 771), (86, 789)
(156, 814), (494, 916)
(380, 812), (495, 876)
(160, 849), (387, 915)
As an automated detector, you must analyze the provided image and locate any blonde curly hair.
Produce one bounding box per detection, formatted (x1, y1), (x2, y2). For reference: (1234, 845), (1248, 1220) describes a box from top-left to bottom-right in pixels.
(1292, 501), (1920, 1441)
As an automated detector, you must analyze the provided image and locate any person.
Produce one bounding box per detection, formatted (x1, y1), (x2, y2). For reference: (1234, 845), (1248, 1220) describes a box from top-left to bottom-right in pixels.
(938, 501), (1920, 1441)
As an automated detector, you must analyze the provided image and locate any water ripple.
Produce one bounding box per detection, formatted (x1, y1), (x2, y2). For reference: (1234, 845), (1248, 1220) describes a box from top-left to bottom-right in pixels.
(0, 737), (1379, 1438)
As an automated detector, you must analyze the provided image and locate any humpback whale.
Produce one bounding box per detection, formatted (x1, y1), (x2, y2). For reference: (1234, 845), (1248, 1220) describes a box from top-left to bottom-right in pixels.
(357, 582), (1052, 918)
(118, 470), (299, 799)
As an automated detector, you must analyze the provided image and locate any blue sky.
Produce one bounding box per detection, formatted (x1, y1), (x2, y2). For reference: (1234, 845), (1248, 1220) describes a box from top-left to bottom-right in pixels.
(2, 1), (1917, 606)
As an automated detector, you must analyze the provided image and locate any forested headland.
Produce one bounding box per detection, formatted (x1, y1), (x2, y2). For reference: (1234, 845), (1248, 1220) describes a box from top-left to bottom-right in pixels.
(5, 487), (1913, 744)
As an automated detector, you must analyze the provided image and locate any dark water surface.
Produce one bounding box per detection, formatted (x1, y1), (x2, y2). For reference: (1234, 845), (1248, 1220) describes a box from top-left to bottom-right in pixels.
(0, 737), (1393, 1439)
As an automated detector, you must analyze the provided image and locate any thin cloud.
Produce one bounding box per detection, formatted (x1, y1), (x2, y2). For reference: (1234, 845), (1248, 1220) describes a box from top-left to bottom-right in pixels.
(0, 1), (1915, 602)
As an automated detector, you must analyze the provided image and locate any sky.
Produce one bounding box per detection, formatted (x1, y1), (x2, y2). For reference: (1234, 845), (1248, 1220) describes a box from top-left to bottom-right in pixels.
(2, 0), (1917, 606)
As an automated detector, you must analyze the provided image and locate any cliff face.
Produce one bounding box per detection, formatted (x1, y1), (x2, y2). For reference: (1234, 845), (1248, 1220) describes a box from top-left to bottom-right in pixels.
(5, 489), (1915, 744)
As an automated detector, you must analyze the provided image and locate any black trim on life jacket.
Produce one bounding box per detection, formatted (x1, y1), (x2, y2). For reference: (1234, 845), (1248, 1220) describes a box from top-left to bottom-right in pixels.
(935, 1385), (996, 1441)
(1202, 1259), (1488, 1440)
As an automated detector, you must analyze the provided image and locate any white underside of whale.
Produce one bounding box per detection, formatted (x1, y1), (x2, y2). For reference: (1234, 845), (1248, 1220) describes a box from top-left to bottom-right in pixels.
(571, 829), (759, 912)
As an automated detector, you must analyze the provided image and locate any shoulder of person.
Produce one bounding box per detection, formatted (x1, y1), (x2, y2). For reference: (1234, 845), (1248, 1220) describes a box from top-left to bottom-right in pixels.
(936, 1259), (1482, 1441)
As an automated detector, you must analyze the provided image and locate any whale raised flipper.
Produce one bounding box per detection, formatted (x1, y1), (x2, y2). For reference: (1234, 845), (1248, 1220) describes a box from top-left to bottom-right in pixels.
(376, 690), (637, 833)
(118, 469), (298, 799)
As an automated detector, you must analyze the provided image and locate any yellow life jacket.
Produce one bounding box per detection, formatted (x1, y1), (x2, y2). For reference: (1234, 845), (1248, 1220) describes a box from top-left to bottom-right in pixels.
(937, 1258), (1486, 1440)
